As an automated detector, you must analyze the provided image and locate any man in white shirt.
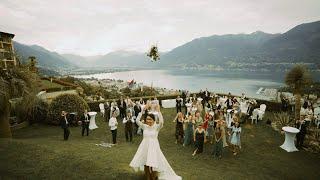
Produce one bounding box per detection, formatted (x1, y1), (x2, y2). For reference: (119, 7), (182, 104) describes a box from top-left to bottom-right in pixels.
(109, 112), (118, 144)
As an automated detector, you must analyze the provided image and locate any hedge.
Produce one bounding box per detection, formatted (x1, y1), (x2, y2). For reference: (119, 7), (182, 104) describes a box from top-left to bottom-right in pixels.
(47, 94), (89, 125)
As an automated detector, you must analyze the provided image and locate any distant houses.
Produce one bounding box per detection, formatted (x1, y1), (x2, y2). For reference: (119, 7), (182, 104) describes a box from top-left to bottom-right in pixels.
(0, 31), (17, 70)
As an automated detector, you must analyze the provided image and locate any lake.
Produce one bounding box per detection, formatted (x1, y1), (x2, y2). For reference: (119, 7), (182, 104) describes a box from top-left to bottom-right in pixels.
(74, 69), (288, 99)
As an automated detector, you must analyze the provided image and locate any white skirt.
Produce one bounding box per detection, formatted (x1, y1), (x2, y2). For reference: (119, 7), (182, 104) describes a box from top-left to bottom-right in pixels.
(130, 138), (181, 180)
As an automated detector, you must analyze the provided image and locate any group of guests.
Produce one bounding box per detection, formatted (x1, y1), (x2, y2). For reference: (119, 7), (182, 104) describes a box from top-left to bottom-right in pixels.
(294, 97), (320, 149)
(106, 96), (160, 144)
(59, 109), (93, 140)
(174, 91), (245, 158)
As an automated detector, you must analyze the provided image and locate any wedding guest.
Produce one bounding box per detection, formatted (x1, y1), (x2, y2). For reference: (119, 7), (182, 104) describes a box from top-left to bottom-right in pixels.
(296, 115), (307, 148)
(240, 93), (246, 102)
(139, 98), (145, 105)
(229, 121), (241, 155)
(204, 88), (210, 104)
(225, 95), (234, 110)
(192, 124), (206, 156)
(212, 123), (223, 158)
(123, 111), (135, 142)
(118, 96), (127, 119)
(203, 112), (210, 133)
(109, 112), (118, 144)
(194, 111), (203, 128)
(181, 90), (186, 106)
(196, 100), (203, 113)
(104, 101), (111, 122)
(176, 96), (183, 113)
(173, 112), (185, 144)
(99, 102), (105, 117)
(204, 101), (212, 113)
(183, 113), (195, 146)
(219, 118), (228, 148)
(81, 109), (90, 136)
(60, 111), (70, 141)
(207, 113), (215, 144)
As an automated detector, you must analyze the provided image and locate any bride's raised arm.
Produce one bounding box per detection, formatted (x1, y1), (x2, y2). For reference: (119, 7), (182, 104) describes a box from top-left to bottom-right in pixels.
(135, 112), (145, 128)
(157, 111), (164, 130)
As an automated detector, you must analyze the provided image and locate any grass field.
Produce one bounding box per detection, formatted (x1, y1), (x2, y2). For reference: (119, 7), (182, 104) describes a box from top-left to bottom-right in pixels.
(39, 79), (64, 90)
(0, 108), (319, 180)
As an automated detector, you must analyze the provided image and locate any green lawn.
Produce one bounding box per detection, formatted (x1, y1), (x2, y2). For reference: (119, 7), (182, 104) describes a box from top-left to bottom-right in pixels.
(39, 79), (64, 90)
(0, 108), (319, 180)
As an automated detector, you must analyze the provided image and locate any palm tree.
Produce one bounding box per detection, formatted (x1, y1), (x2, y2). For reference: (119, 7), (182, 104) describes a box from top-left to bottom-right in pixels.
(285, 65), (312, 121)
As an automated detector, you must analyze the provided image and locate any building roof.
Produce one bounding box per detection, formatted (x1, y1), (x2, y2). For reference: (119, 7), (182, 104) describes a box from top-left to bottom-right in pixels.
(0, 31), (15, 38)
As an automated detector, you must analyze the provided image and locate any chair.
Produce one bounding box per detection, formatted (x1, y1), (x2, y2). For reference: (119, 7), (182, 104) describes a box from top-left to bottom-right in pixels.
(251, 109), (259, 124)
(258, 104), (267, 121)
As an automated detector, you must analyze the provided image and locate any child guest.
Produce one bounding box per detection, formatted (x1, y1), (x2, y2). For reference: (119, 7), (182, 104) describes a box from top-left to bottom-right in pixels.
(109, 112), (118, 144)
(230, 121), (241, 155)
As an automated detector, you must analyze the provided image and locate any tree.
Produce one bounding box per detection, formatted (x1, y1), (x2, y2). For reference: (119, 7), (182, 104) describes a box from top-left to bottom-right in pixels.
(285, 65), (312, 121)
(0, 65), (39, 138)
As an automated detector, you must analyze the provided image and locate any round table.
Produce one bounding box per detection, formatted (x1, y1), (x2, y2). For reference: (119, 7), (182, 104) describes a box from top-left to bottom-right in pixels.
(280, 126), (300, 152)
(88, 111), (98, 130)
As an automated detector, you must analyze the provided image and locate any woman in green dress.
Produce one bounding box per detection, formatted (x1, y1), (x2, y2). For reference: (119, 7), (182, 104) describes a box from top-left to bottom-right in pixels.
(183, 113), (195, 146)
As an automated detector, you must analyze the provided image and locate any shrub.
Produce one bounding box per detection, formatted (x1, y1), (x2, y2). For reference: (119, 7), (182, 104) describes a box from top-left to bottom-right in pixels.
(48, 94), (89, 125)
(270, 112), (295, 131)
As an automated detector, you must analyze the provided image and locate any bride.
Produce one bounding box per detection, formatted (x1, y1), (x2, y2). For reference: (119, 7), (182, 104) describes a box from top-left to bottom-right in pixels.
(130, 105), (181, 180)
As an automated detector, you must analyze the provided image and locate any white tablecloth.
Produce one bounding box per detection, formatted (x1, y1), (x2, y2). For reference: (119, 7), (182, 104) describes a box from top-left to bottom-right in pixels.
(162, 99), (176, 108)
(88, 111), (98, 130)
(280, 126), (299, 152)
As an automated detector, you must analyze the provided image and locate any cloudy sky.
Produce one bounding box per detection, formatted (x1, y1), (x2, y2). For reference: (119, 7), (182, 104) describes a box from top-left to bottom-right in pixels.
(0, 0), (319, 56)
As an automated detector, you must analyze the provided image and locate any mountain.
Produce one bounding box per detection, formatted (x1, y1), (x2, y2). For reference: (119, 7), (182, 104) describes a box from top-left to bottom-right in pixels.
(261, 21), (320, 62)
(93, 50), (157, 68)
(14, 42), (75, 69)
(62, 50), (160, 68)
(160, 20), (320, 67)
(159, 31), (280, 66)
(13, 20), (320, 72)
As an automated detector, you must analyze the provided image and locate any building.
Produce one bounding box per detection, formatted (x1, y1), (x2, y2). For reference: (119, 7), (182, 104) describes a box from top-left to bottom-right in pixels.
(0, 31), (17, 70)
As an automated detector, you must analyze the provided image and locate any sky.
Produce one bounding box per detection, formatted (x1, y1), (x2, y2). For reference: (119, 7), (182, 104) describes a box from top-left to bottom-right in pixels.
(0, 0), (320, 56)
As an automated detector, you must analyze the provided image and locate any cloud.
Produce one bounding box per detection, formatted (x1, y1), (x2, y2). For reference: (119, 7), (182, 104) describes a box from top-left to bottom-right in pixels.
(0, 0), (319, 56)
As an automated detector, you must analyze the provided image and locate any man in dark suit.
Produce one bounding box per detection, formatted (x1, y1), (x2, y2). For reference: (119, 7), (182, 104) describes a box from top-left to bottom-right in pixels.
(117, 96), (127, 119)
(296, 115), (307, 148)
(104, 101), (111, 122)
(60, 111), (70, 140)
(204, 88), (210, 104)
(176, 96), (182, 113)
(225, 95), (234, 110)
(81, 109), (90, 136)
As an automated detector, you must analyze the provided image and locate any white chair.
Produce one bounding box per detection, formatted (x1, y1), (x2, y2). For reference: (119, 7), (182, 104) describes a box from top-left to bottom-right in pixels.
(258, 104), (267, 121)
(314, 107), (320, 128)
(251, 109), (259, 124)
(240, 102), (249, 115)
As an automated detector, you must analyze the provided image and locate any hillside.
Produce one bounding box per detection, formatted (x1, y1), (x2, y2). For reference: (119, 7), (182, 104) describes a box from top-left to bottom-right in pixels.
(14, 42), (75, 69)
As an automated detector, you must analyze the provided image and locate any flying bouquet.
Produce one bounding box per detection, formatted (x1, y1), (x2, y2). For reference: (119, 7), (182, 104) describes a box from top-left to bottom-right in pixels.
(147, 45), (160, 62)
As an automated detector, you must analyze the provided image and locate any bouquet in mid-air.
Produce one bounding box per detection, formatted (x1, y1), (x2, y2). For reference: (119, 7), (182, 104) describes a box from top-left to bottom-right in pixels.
(147, 45), (160, 62)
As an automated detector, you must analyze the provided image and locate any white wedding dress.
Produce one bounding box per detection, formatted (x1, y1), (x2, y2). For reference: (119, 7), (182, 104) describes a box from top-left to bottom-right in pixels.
(130, 112), (181, 180)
